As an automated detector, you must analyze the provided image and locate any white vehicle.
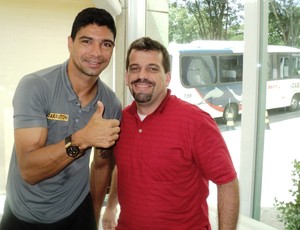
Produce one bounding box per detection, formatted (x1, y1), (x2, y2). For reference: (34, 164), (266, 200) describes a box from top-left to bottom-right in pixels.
(168, 40), (300, 122)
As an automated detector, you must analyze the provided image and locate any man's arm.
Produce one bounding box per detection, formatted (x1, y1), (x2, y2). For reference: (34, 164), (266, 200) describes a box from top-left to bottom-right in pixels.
(90, 148), (113, 228)
(102, 166), (119, 230)
(217, 178), (240, 230)
(15, 101), (120, 185)
(14, 127), (75, 185)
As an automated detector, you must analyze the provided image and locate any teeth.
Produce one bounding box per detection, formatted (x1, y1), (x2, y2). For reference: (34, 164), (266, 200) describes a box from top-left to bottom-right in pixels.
(136, 84), (149, 87)
(86, 59), (101, 65)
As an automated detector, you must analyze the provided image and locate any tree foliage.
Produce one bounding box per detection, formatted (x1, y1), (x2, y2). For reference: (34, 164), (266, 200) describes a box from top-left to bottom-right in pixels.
(186, 0), (243, 40)
(169, 0), (300, 47)
(274, 160), (300, 230)
(169, 0), (243, 43)
(169, 2), (199, 43)
(269, 0), (300, 47)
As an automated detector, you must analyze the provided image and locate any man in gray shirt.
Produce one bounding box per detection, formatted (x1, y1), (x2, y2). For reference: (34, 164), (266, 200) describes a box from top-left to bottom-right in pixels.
(0, 7), (121, 230)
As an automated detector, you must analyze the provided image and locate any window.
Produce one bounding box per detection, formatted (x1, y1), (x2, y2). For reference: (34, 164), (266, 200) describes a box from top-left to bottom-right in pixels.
(219, 55), (243, 82)
(181, 56), (217, 87)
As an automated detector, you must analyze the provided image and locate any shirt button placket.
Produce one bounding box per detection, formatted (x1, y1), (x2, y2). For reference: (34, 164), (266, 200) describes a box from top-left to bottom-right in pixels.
(75, 101), (81, 124)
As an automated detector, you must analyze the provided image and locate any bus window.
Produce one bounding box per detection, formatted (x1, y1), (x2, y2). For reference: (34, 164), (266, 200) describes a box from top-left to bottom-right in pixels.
(181, 56), (217, 87)
(269, 54), (278, 80)
(279, 57), (290, 78)
(219, 55), (243, 83)
(292, 56), (300, 77)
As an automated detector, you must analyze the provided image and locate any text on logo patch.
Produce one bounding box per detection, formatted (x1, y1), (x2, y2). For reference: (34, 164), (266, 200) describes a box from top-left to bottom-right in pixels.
(47, 113), (69, 121)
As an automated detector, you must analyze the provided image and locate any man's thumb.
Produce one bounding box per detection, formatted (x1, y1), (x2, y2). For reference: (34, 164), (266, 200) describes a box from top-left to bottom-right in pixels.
(96, 101), (105, 118)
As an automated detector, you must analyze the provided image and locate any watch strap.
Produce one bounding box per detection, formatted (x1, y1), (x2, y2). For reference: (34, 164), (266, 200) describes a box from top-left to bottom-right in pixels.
(65, 134), (81, 158)
(65, 134), (72, 146)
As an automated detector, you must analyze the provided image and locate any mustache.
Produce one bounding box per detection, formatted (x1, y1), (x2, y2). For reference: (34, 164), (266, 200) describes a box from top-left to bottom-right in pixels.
(130, 78), (155, 86)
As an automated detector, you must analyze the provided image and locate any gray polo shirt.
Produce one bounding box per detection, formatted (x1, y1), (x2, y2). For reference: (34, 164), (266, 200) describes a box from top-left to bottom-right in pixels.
(6, 60), (122, 223)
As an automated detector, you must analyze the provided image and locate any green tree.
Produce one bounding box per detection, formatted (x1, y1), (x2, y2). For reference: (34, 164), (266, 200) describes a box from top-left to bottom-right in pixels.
(169, 0), (243, 43)
(269, 0), (300, 47)
(169, 2), (199, 43)
(274, 160), (300, 230)
(170, 0), (300, 46)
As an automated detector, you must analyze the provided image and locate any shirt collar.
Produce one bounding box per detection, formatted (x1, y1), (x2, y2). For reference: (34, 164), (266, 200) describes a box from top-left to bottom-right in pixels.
(63, 60), (77, 102)
(63, 60), (101, 112)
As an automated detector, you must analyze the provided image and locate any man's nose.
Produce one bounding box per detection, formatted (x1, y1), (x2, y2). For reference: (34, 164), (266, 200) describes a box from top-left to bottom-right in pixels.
(138, 68), (149, 79)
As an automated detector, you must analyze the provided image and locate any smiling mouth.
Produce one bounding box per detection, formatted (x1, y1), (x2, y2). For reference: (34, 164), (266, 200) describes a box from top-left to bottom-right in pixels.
(86, 60), (101, 67)
(84, 57), (106, 68)
(131, 79), (155, 87)
(134, 83), (152, 88)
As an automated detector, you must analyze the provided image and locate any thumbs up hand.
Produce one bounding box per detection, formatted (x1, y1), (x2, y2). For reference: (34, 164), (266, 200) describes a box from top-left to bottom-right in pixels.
(94, 101), (108, 121)
(79, 101), (120, 149)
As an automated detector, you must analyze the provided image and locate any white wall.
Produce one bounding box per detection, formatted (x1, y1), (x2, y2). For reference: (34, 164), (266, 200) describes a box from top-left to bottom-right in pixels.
(0, 0), (170, 194)
(0, 0), (94, 192)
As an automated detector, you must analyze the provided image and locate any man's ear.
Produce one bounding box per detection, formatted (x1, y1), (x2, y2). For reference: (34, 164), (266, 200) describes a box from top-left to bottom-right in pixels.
(67, 36), (73, 52)
(165, 72), (171, 87)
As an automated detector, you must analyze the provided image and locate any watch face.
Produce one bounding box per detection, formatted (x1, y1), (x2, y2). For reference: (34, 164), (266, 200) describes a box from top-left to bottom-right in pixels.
(66, 145), (80, 157)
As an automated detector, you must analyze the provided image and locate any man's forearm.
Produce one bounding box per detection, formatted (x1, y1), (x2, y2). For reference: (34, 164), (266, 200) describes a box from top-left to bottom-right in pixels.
(90, 150), (112, 226)
(106, 166), (119, 209)
(102, 166), (119, 230)
(217, 178), (240, 229)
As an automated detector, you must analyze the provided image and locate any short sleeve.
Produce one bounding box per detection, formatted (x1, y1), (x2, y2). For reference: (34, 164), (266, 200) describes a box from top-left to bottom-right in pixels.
(192, 113), (237, 184)
(13, 74), (48, 129)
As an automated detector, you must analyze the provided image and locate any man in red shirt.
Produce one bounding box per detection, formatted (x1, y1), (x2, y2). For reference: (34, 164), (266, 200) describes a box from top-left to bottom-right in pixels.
(102, 37), (239, 230)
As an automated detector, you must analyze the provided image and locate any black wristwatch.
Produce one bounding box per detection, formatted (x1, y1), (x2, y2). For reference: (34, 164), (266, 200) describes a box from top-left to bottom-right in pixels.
(65, 135), (81, 158)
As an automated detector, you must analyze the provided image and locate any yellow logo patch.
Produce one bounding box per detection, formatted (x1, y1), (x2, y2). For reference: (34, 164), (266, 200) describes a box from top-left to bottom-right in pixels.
(47, 113), (69, 121)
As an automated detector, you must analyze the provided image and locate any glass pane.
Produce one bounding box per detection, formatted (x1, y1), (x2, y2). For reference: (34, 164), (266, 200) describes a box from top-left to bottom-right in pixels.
(263, 3), (300, 228)
(169, 1), (300, 229)
(181, 56), (217, 86)
(219, 55), (243, 83)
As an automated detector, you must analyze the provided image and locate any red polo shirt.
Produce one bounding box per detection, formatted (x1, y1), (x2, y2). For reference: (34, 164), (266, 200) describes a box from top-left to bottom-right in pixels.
(114, 90), (237, 230)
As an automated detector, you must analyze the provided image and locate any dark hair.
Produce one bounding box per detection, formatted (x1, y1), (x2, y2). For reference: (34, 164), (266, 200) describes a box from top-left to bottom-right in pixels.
(71, 7), (116, 40)
(126, 37), (170, 73)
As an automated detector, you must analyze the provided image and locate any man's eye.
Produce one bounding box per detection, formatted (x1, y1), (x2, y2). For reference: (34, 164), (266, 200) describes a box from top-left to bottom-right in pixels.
(148, 66), (159, 72)
(129, 66), (139, 72)
(101, 41), (114, 49)
(82, 40), (92, 44)
(102, 42), (112, 47)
